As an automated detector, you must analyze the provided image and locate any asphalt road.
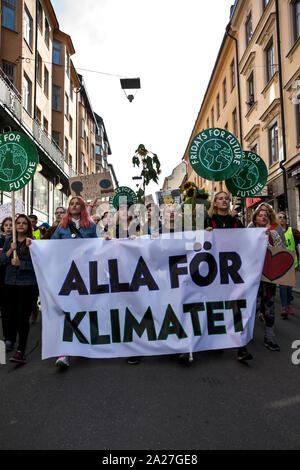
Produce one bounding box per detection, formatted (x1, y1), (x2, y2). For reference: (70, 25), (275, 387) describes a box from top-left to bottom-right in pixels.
(1, 290), (300, 451)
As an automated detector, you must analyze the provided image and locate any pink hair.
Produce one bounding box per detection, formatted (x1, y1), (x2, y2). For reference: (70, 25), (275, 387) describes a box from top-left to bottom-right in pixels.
(60, 197), (93, 230)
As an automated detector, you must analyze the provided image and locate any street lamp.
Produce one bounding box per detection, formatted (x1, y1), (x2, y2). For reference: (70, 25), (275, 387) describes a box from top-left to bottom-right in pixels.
(120, 78), (141, 102)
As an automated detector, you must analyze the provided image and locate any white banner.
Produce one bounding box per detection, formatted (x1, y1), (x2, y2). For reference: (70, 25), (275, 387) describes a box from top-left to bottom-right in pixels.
(30, 229), (267, 360)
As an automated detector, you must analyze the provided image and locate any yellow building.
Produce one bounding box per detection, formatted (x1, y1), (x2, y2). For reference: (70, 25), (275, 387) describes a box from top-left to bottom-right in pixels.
(184, 0), (300, 227)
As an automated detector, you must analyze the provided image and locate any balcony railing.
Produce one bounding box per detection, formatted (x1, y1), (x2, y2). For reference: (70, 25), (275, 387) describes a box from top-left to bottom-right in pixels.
(0, 68), (77, 178)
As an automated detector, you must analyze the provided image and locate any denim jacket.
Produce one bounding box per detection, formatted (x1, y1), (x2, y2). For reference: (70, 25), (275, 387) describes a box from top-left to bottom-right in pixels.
(51, 221), (98, 239)
(0, 237), (37, 286)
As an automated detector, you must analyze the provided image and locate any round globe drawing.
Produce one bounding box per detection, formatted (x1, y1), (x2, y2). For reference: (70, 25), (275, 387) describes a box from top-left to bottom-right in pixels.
(189, 128), (243, 181)
(200, 139), (233, 172)
(225, 151), (268, 197)
(0, 143), (28, 183)
(231, 160), (260, 190)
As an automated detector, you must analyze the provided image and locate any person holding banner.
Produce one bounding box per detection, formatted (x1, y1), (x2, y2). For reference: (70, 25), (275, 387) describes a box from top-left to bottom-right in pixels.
(277, 211), (300, 318)
(142, 203), (161, 236)
(0, 215), (37, 364)
(51, 196), (97, 369)
(98, 210), (115, 238)
(205, 191), (253, 363)
(0, 217), (13, 350)
(252, 209), (283, 351)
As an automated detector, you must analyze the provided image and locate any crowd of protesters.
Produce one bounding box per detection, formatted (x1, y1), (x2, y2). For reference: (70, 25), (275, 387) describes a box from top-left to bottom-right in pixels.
(0, 192), (298, 368)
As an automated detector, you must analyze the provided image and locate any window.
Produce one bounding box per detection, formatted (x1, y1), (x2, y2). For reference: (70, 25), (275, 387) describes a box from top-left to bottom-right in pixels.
(296, 102), (300, 144)
(2, 0), (16, 31)
(35, 107), (41, 123)
(45, 18), (50, 47)
(292, 1), (300, 42)
(269, 122), (279, 165)
(24, 7), (33, 49)
(36, 54), (42, 85)
(37, 1), (43, 32)
(81, 119), (85, 138)
(247, 72), (255, 107)
(2, 60), (16, 85)
(52, 85), (61, 111)
(53, 40), (61, 65)
(65, 93), (69, 117)
(245, 12), (253, 47)
(216, 94), (220, 120)
(43, 117), (48, 135)
(64, 138), (69, 163)
(33, 171), (49, 215)
(96, 144), (101, 155)
(23, 74), (32, 114)
(66, 50), (70, 77)
(70, 80), (73, 101)
(69, 116), (73, 138)
(232, 108), (238, 137)
(223, 78), (227, 105)
(52, 131), (60, 149)
(96, 125), (102, 137)
(263, 0), (270, 9)
(81, 153), (85, 174)
(43, 67), (49, 96)
(266, 38), (275, 82)
(91, 144), (95, 161)
(231, 60), (236, 89)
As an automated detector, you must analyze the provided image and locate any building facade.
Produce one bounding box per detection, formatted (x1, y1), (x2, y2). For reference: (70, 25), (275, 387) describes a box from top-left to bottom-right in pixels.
(184, 0), (300, 227)
(0, 0), (117, 223)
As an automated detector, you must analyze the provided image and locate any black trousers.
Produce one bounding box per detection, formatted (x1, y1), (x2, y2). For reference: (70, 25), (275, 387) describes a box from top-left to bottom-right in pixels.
(4, 284), (38, 353)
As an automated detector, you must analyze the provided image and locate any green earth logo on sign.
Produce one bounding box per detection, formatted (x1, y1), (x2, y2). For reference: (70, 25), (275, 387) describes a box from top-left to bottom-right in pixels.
(225, 151), (268, 197)
(0, 144), (28, 182)
(0, 132), (38, 192)
(189, 128), (243, 181)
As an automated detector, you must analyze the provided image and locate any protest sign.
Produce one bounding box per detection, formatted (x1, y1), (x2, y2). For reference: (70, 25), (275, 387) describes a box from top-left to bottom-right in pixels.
(109, 186), (138, 209)
(189, 128), (243, 181)
(261, 245), (296, 286)
(225, 151), (268, 197)
(69, 172), (114, 201)
(156, 189), (181, 205)
(0, 199), (23, 222)
(30, 229), (268, 360)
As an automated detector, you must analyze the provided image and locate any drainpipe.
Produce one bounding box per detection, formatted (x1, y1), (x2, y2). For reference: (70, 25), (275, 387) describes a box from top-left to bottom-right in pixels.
(226, 24), (245, 221)
(275, 0), (289, 219)
(225, 24), (243, 148)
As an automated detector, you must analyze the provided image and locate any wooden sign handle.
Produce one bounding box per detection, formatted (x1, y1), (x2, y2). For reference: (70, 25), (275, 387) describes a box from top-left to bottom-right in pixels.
(11, 191), (17, 259)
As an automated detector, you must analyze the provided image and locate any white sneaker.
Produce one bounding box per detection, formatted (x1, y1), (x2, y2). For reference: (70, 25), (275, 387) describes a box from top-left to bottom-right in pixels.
(55, 356), (70, 369)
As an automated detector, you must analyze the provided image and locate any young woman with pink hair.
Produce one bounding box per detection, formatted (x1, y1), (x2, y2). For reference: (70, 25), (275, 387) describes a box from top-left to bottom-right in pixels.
(51, 196), (97, 369)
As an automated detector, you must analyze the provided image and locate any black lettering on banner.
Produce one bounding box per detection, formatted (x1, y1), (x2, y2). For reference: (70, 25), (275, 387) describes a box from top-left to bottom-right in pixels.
(110, 309), (121, 343)
(62, 311), (89, 343)
(219, 252), (244, 284)
(169, 255), (188, 288)
(183, 303), (205, 336)
(225, 299), (246, 332)
(89, 261), (109, 294)
(189, 253), (218, 286)
(59, 261), (89, 296)
(123, 307), (157, 342)
(89, 311), (111, 345)
(108, 259), (130, 293)
(158, 304), (187, 340)
(206, 302), (226, 335)
(130, 256), (159, 292)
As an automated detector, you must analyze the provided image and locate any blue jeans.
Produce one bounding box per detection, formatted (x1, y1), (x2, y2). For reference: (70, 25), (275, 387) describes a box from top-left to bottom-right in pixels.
(280, 285), (292, 307)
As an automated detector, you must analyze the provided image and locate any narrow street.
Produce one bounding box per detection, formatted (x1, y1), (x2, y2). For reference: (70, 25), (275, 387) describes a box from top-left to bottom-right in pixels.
(1, 288), (300, 451)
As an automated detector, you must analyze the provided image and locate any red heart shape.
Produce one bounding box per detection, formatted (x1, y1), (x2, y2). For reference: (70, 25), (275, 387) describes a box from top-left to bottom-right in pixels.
(262, 249), (294, 281)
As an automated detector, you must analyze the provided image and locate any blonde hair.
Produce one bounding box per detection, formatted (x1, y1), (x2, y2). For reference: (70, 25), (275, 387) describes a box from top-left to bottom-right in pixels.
(207, 191), (230, 218)
(256, 202), (278, 225)
(252, 208), (270, 226)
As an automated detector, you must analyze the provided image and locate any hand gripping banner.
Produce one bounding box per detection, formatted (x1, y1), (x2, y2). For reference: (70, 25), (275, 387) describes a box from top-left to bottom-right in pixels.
(30, 229), (268, 359)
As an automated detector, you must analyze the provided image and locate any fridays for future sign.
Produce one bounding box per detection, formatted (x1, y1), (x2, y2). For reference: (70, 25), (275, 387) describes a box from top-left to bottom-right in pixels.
(0, 132), (38, 192)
